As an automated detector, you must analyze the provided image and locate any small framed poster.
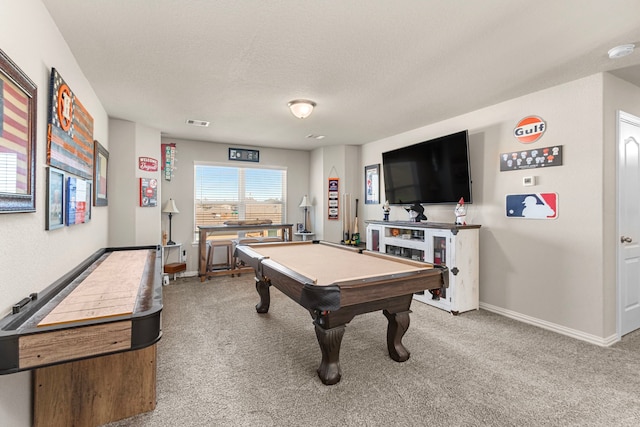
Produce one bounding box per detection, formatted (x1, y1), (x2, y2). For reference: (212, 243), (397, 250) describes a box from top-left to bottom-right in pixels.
(365, 164), (380, 204)
(66, 177), (90, 225)
(140, 178), (158, 207)
(46, 167), (65, 230)
(93, 140), (109, 206)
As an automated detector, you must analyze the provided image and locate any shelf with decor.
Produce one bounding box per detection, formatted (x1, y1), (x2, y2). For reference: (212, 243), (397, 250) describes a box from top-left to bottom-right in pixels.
(366, 220), (481, 314)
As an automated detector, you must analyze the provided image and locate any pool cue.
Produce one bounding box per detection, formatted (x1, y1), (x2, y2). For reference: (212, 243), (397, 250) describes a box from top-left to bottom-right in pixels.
(351, 198), (359, 245)
(343, 193), (350, 244)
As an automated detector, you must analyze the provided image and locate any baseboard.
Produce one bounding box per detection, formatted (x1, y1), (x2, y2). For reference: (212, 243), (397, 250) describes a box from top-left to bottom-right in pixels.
(180, 270), (199, 278)
(479, 302), (619, 347)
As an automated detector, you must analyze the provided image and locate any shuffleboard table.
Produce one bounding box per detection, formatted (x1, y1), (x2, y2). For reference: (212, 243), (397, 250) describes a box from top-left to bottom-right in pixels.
(0, 246), (163, 427)
(234, 240), (447, 385)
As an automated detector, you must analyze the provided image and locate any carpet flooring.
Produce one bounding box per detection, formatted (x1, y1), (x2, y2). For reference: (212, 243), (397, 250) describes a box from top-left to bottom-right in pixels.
(104, 275), (640, 426)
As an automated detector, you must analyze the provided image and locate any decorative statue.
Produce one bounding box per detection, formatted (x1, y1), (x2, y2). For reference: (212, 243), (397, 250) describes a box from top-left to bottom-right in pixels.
(405, 203), (427, 222)
(455, 197), (467, 225)
(382, 200), (390, 221)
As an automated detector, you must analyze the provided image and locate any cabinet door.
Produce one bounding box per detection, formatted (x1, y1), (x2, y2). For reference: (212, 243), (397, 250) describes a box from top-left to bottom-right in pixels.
(366, 225), (383, 251)
(448, 229), (480, 313)
(425, 231), (451, 265)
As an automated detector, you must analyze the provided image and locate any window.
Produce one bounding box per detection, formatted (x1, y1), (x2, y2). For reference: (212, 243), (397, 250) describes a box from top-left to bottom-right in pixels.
(194, 163), (287, 240)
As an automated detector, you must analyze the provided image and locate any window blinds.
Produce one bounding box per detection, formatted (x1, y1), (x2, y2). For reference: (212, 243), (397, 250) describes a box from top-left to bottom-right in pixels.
(194, 164), (287, 238)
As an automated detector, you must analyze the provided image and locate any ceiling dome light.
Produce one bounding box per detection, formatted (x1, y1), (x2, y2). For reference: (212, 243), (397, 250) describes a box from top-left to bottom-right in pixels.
(608, 44), (635, 59)
(288, 99), (316, 119)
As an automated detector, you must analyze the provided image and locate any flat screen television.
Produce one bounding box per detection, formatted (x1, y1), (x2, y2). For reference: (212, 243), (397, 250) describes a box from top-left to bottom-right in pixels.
(382, 130), (472, 205)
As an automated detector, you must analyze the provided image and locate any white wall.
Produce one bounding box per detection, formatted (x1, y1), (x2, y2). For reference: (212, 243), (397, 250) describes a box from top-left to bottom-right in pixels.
(310, 145), (361, 242)
(108, 119), (136, 246)
(159, 138), (310, 273)
(0, 1), (109, 425)
(108, 119), (162, 246)
(362, 74), (617, 343)
(310, 148), (325, 238)
(135, 124), (162, 245)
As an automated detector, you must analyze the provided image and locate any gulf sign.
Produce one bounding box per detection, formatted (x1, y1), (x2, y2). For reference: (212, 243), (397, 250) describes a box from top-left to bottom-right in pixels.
(514, 116), (546, 143)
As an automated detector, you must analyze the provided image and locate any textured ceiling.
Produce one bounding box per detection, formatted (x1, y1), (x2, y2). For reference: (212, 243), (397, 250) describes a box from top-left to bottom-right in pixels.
(42, 0), (640, 150)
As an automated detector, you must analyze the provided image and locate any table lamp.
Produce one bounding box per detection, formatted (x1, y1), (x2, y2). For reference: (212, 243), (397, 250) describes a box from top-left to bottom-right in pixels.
(162, 198), (179, 245)
(299, 195), (312, 233)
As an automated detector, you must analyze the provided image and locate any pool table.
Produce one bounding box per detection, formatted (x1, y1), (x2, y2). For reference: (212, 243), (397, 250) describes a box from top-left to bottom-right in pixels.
(234, 240), (447, 385)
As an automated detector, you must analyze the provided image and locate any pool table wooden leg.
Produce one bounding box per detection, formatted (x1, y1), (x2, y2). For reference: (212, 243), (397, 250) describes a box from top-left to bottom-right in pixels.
(383, 309), (411, 362)
(255, 278), (271, 313)
(314, 323), (345, 385)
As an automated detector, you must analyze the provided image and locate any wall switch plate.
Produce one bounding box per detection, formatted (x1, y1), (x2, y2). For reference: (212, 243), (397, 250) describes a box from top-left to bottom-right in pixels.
(523, 176), (536, 186)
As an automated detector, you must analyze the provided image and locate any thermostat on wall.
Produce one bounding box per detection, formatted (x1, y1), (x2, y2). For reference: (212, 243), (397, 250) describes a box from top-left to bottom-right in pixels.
(523, 176), (536, 186)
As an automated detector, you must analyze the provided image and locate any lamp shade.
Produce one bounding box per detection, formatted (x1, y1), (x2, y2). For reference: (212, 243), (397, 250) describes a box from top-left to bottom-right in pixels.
(288, 100), (316, 119)
(299, 195), (312, 208)
(162, 198), (179, 214)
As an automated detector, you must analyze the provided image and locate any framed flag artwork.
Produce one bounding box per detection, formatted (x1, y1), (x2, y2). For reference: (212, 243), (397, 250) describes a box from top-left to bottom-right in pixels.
(0, 48), (37, 213)
(47, 68), (94, 180)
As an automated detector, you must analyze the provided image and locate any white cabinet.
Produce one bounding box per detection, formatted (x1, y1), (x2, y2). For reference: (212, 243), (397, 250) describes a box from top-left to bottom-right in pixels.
(366, 221), (480, 314)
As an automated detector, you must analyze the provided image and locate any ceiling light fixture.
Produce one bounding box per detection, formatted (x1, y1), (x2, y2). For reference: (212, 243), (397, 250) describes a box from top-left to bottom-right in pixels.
(608, 44), (635, 59)
(306, 134), (325, 140)
(288, 99), (316, 119)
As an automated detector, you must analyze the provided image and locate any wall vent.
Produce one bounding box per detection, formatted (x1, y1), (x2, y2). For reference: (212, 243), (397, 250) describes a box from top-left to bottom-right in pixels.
(185, 119), (210, 127)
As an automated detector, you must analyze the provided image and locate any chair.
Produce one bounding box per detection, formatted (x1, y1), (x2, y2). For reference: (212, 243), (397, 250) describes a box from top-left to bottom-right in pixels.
(206, 240), (234, 275)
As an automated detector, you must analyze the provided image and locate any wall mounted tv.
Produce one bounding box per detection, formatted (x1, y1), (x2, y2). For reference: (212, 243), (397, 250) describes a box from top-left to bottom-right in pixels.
(382, 130), (472, 205)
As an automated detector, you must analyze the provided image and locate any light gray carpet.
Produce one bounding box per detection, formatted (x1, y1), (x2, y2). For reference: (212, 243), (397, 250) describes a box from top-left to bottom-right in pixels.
(104, 275), (640, 426)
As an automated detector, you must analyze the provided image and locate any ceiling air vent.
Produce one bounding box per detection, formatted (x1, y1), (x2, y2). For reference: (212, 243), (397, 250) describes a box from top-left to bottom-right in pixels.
(185, 119), (210, 127)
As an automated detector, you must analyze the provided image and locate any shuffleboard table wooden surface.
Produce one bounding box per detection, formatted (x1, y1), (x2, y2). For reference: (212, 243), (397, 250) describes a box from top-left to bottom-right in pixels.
(235, 240), (447, 385)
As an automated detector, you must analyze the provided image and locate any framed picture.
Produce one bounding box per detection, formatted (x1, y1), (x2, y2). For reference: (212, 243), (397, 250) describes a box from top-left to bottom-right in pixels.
(93, 140), (108, 206)
(139, 178), (158, 207)
(46, 68), (94, 179)
(229, 147), (260, 162)
(85, 182), (92, 222)
(46, 167), (65, 230)
(0, 48), (37, 213)
(66, 176), (90, 225)
(500, 145), (563, 171)
(365, 164), (380, 205)
(328, 178), (339, 220)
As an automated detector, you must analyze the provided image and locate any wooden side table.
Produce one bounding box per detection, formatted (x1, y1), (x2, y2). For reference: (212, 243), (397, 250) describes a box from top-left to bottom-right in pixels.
(162, 243), (186, 281)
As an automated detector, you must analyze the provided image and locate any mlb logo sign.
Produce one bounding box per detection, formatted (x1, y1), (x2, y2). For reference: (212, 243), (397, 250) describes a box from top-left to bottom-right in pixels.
(506, 193), (558, 219)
